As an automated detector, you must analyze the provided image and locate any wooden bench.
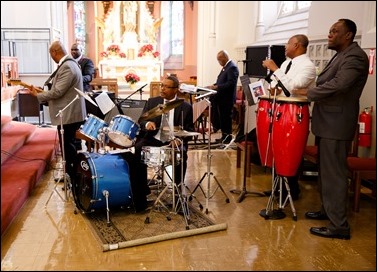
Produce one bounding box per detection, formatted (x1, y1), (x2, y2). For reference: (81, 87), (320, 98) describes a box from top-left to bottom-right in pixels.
(90, 78), (118, 97)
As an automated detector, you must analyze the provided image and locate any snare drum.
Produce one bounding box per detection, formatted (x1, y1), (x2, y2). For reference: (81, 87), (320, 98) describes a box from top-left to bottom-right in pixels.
(73, 152), (132, 212)
(256, 96), (275, 168)
(79, 114), (108, 141)
(108, 115), (140, 147)
(141, 146), (181, 167)
(272, 96), (310, 177)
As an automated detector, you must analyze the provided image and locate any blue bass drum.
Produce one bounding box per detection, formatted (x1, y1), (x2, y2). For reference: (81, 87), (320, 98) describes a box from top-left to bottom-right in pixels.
(73, 152), (132, 212)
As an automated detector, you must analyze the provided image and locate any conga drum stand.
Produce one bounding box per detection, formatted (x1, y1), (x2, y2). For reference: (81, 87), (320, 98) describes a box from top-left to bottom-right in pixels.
(259, 174), (297, 221)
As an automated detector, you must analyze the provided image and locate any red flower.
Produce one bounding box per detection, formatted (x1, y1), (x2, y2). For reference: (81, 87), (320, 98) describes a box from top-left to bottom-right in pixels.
(100, 44), (127, 59)
(138, 44), (159, 58)
(107, 44), (120, 53)
(125, 73), (140, 84)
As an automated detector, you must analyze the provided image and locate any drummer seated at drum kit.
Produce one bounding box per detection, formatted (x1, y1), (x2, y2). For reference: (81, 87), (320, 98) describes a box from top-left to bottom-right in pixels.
(129, 75), (194, 211)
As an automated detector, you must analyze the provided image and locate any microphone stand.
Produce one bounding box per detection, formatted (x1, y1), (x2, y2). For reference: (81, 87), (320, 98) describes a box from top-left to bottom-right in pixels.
(45, 95), (80, 207)
(121, 84), (147, 102)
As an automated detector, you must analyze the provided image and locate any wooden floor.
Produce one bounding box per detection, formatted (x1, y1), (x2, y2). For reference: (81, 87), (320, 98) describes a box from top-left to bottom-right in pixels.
(1, 144), (376, 271)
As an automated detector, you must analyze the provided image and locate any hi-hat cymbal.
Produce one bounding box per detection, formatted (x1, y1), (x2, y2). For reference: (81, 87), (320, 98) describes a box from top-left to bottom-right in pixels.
(139, 99), (184, 121)
(174, 130), (201, 137)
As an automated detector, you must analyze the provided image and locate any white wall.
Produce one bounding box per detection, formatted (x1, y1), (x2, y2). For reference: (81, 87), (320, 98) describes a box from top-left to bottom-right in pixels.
(197, 1), (376, 157)
(1, 1), (68, 87)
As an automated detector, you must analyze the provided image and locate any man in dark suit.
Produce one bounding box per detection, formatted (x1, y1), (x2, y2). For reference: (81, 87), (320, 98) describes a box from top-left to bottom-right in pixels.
(208, 50), (239, 144)
(30, 41), (87, 181)
(124, 75), (194, 211)
(71, 43), (95, 93)
(293, 19), (369, 240)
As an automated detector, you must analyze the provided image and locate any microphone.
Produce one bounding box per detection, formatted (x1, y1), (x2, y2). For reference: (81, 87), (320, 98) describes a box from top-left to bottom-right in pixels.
(265, 71), (274, 83)
(273, 74), (291, 97)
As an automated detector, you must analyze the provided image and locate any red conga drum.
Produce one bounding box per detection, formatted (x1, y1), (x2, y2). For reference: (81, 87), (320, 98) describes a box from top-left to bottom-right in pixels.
(272, 96), (310, 177)
(256, 95), (275, 168)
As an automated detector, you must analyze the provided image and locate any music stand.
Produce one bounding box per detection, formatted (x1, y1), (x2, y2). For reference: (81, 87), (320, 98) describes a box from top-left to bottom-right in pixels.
(189, 91), (230, 214)
(230, 76), (265, 202)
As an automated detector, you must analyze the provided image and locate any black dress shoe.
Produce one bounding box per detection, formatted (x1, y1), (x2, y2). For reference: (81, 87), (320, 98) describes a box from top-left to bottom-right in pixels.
(305, 211), (329, 220)
(310, 227), (351, 240)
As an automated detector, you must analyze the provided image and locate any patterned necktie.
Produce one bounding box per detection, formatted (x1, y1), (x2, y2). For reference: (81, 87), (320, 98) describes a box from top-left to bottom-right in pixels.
(285, 61), (292, 74)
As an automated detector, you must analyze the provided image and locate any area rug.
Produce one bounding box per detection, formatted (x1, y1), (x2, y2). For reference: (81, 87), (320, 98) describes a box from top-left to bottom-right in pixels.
(85, 197), (227, 252)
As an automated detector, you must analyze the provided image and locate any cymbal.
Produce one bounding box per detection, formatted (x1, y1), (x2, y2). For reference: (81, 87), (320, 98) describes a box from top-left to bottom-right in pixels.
(139, 99), (184, 121)
(174, 130), (201, 137)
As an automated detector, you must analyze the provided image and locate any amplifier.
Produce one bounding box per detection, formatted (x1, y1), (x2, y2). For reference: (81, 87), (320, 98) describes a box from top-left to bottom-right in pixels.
(119, 99), (147, 122)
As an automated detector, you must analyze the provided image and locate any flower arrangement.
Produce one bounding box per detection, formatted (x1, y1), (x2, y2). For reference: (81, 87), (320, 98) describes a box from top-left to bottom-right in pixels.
(100, 44), (126, 58)
(138, 44), (160, 58)
(125, 72), (140, 84)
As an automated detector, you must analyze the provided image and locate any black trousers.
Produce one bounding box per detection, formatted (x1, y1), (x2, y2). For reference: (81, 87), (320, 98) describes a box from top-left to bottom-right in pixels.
(57, 121), (84, 180)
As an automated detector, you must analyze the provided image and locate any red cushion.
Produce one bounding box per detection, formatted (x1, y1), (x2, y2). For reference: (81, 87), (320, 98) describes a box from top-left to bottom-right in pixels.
(347, 157), (376, 171)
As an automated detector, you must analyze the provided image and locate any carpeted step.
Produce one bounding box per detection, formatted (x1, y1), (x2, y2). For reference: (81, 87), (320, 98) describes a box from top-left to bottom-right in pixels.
(1, 120), (37, 165)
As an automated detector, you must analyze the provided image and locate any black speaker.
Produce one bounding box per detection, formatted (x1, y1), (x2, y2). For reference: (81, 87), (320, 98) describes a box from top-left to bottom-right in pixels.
(119, 99), (147, 121)
(17, 89), (40, 117)
(244, 45), (286, 78)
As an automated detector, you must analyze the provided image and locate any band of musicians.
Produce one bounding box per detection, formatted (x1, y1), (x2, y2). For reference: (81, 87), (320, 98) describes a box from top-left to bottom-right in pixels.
(2, 2), (376, 269)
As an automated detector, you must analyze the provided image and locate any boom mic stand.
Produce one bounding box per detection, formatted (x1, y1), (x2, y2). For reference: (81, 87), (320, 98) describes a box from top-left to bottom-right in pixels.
(45, 95), (80, 207)
(119, 83), (147, 102)
(189, 96), (230, 214)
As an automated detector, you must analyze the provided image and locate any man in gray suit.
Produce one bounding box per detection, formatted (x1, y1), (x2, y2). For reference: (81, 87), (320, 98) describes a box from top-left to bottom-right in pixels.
(293, 19), (369, 239)
(31, 41), (87, 181)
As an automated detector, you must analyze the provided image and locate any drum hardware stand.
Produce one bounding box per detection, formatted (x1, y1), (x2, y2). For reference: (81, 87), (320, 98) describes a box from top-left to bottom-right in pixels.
(102, 190), (112, 226)
(189, 97), (230, 214)
(230, 92), (265, 203)
(144, 117), (190, 229)
(97, 127), (108, 154)
(259, 174), (297, 221)
(45, 95), (79, 207)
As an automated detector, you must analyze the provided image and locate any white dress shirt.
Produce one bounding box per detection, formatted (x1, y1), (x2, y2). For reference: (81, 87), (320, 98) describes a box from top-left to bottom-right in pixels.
(272, 54), (316, 95)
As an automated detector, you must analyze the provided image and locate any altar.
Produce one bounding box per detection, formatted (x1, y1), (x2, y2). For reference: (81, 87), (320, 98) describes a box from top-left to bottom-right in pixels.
(96, 1), (164, 97)
(98, 58), (163, 90)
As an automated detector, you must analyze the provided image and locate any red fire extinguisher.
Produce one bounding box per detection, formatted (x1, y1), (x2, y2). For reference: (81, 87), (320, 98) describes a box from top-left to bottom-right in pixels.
(358, 107), (372, 147)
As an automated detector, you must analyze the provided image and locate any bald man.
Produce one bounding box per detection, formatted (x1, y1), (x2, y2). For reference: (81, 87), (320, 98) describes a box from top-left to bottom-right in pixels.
(30, 41), (87, 183)
(208, 50), (239, 144)
(71, 43), (95, 93)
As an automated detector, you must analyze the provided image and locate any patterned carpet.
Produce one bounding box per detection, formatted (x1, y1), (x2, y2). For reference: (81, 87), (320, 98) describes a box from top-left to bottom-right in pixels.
(85, 190), (227, 252)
